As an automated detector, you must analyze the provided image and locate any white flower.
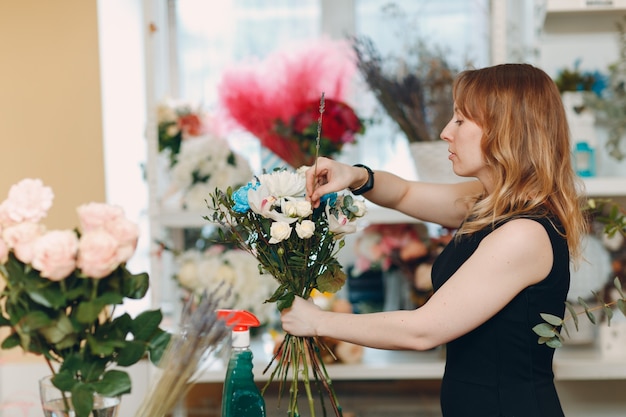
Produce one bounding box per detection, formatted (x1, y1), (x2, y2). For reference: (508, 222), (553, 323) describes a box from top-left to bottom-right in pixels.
(295, 200), (313, 217)
(281, 198), (311, 218)
(269, 221), (292, 243)
(258, 170), (306, 199)
(169, 135), (253, 210)
(295, 220), (315, 239)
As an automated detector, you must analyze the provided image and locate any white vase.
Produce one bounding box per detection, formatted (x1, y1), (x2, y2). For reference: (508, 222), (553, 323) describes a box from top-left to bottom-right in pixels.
(409, 141), (462, 183)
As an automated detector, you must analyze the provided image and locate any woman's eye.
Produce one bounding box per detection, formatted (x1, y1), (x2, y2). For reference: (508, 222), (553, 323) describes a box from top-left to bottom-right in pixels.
(454, 119), (463, 125)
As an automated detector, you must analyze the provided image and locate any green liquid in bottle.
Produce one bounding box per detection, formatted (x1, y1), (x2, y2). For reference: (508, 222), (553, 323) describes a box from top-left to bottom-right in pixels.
(221, 348), (266, 417)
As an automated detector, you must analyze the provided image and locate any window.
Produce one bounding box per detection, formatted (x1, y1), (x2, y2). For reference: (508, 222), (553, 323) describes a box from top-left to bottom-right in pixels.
(167, 0), (491, 173)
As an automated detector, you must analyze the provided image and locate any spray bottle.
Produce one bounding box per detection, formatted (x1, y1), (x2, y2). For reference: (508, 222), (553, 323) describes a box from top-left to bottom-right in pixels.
(217, 309), (266, 417)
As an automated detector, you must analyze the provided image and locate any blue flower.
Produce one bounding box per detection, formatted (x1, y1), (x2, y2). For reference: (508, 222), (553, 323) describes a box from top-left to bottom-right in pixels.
(232, 181), (258, 213)
(320, 192), (337, 207)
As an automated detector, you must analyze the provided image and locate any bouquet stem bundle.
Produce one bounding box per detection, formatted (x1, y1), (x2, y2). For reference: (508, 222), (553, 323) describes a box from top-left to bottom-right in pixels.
(266, 334), (342, 417)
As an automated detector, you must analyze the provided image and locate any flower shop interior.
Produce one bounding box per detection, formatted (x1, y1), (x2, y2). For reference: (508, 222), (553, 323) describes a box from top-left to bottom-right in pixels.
(3, 0), (626, 416)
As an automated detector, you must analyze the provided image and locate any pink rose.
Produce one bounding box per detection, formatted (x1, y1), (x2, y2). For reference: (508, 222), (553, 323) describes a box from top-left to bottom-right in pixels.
(2, 222), (45, 264)
(0, 239), (8, 264)
(77, 230), (120, 279)
(76, 203), (124, 232)
(1, 179), (54, 225)
(32, 230), (79, 281)
(104, 217), (139, 264)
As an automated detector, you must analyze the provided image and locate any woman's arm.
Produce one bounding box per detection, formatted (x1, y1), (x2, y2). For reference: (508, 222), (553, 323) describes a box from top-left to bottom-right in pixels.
(281, 218), (554, 350)
(306, 157), (484, 228)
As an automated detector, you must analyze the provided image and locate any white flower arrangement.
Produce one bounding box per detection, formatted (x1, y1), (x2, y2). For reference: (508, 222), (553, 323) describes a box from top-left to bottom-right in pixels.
(168, 135), (253, 211)
(175, 244), (277, 325)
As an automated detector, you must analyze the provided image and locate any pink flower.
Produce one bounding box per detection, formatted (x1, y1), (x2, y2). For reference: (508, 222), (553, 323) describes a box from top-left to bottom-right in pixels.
(77, 230), (120, 279)
(77, 203), (124, 232)
(1, 178), (54, 225)
(105, 217), (139, 263)
(2, 222), (45, 264)
(32, 230), (79, 281)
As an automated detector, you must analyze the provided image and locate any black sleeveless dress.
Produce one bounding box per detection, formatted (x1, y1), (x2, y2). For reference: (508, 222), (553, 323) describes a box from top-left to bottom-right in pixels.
(431, 216), (569, 417)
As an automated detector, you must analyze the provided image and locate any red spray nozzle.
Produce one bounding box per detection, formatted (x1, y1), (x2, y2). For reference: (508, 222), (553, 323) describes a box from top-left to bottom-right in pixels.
(217, 309), (260, 332)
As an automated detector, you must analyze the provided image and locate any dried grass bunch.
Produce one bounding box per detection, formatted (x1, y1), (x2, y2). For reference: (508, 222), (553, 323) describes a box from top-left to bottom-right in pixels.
(134, 289), (231, 417)
(352, 35), (457, 143)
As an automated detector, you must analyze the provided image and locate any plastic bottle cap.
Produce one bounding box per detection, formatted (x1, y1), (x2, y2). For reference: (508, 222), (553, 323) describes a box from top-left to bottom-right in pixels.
(217, 310), (261, 348)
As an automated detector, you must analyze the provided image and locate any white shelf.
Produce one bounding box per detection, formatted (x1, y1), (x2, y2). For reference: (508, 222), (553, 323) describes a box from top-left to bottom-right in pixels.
(155, 177), (626, 229)
(196, 339), (626, 383)
(582, 177), (626, 197)
(547, 0), (626, 13)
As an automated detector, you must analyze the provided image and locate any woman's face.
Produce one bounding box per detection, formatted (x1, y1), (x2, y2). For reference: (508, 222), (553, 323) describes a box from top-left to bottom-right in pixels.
(440, 106), (488, 182)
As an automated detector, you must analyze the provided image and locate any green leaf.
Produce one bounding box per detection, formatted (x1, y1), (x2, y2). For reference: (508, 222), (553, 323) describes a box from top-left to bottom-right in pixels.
(614, 277), (625, 299)
(86, 333), (124, 356)
(75, 300), (108, 324)
(53, 370), (79, 391)
(617, 298), (626, 317)
(565, 301), (579, 330)
(546, 337), (563, 348)
(315, 265), (346, 294)
(1, 333), (20, 349)
(147, 330), (172, 366)
(21, 310), (53, 332)
(72, 382), (95, 417)
(532, 323), (557, 338)
(116, 340), (146, 366)
(93, 370), (131, 397)
(539, 313), (563, 327)
(39, 314), (75, 344)
(122, 270), (149, 299)
(277, 292), (295, 311)
(131, 309), (163, 341)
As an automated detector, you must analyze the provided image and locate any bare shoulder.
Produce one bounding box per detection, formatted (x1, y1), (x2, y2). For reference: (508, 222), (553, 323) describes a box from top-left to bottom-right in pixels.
(481, 218), (553, 285)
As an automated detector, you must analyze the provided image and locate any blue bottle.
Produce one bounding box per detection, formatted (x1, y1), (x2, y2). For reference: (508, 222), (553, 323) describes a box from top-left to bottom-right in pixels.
(574, 141), (596, 177)
(218, 310), (266, 417)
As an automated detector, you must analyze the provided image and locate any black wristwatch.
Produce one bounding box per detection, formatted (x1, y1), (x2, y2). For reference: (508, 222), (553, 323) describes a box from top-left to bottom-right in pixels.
(350, 164), (374, 195)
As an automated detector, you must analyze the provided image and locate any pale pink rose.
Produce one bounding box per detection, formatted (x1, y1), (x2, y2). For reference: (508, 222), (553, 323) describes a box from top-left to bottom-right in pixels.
(1, 179), (54, 224)
(0, 239), (8, 263)
(2, 222), (45, 264)
(76, 203), (124, 232)
(0, 203), (13, 228)
(104, 217), (139, 263)
(32, 230), (79, 281)
(77, 230), (120, 279)
(325, 205), (357, 237)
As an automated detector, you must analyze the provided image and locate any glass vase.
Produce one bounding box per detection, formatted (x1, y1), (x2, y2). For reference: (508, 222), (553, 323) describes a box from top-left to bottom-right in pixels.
(39, 376), (120, 417)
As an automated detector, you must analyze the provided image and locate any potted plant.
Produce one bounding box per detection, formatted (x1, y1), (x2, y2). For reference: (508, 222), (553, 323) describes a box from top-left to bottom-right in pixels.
(0, 178), (171, 417)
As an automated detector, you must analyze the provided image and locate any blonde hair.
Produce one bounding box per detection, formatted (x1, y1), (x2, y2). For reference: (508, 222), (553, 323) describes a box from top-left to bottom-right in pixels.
(453, 63), (587, 261)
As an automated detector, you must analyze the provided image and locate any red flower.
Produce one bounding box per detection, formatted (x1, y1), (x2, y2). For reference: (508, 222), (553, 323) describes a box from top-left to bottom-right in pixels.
(292, 99), (363, 144)
(178, 113), (204, 137)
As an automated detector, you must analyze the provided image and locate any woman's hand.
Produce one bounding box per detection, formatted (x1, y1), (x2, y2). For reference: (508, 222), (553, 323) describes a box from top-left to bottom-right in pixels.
(305, 157), (366, 208)
(280, 296), (323, 337)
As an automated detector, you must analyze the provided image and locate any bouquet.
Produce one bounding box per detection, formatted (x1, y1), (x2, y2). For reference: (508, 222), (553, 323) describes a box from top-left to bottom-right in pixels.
(168, 135), (253, 210)
(207, 167), (367, 417)
(157, 98), (207, 166)
(218, 38), (365, 168)
(0, 179), (171, 417)
(175, 245), (278, 325)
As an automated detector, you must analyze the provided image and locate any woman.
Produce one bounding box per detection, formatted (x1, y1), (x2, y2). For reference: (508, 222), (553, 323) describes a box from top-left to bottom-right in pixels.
(281, 63), (587, 416)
